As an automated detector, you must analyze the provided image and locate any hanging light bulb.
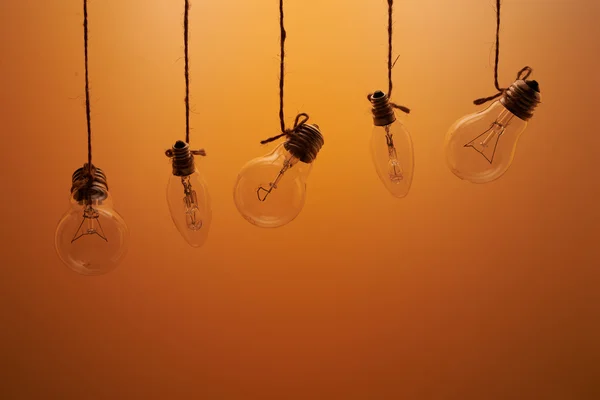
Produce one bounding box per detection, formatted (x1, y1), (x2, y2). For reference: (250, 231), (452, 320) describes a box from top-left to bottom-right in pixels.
(368, 90), (414, 197)
(445, 79), (541, 184)
(165, 140), (212, 247)
(233, 120), (324, 228)
(55, 164), (129, 276)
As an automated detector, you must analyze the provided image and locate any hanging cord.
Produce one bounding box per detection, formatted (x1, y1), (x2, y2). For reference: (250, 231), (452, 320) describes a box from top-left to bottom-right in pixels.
(73, 1), (107, 200)
(367, 0), (409, 113)
(278, 0), (286, 134)
(473, 0), (533, 105)
(385, 0), (410, 114)
(260, 0), (310, 145)
(83, 0), (93, 177)
(184, 0), (191, 143)
(168, 0), (205, 160)
(386, 0), (410, 113)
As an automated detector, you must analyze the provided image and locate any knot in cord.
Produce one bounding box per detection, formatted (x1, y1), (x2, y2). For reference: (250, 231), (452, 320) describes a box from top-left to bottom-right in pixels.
(368, 93), (412, 115)
(390, 102), (411, 114)
(260, 113), (310, 145)
(165, 148), (206, 158)
(473, 66), (533, 105)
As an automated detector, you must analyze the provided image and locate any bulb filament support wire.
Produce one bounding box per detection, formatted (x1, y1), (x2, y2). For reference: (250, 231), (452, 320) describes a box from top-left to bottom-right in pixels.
(463, 122), (506, 164)
(256, 158), (295, 202)
(71, 205), (108, 243)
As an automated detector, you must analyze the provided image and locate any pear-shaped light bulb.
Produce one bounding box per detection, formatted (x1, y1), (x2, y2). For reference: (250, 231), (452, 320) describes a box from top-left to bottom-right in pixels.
(54, 165), (129, 276)
(445, 79), (541, 184)
(369, 90), (414, 197)
(233, 123), (324, 228)
(165, 140), (212, 247)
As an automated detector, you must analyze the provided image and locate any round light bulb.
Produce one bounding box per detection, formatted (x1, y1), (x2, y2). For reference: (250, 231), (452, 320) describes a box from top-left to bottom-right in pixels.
(369, 91), (414, 197)
(166, 141), (212, 247)
(54, 165), (129, 276)
(445, 79), (541, 184)
(233, 123), (324, 228)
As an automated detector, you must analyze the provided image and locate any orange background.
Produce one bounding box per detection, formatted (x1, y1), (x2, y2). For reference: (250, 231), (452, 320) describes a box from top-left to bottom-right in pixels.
(1, 0), (599, 398)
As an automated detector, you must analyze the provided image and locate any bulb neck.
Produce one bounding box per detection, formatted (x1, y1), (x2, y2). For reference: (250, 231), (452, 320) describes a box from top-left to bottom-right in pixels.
(166, 140), (196, 176)
(500, 79), (541, 121)
(369, 90), (396, 126)
(283, 123), (324, 164)
(70, 163), (109, 203)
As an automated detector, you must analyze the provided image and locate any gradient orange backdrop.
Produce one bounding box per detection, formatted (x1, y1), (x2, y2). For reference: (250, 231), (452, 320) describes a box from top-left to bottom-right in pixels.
(1, 0), (599, 398)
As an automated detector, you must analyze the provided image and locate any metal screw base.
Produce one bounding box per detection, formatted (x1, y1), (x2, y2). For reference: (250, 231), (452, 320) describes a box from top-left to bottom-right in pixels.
(71, 164), (109, 202)
(500, 80), (541, 121)
(369, 90), (396, 127)
(284, 124), (324, 163)
(166, 140), (197, 176)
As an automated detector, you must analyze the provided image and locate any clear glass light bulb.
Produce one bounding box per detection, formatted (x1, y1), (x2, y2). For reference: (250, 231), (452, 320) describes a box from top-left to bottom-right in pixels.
(368, 90), (414, 197)
(371, 121), (414, 198)
(55, 167), (129, 276)
(445, 79), (541, 184)
(234, 143), (312, 228)
(233, 120), (323, 228)
(166, 140), (212, 247)
(167, 170), (211, 247)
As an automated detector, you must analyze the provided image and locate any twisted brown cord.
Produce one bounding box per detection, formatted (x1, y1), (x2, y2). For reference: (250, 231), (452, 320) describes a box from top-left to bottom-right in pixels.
(164, 3), (206, 160)
(83, 0), (92, 176)
(184, 0), (191, 143)
(387, 0), (394, 99)
(493, 0), (502, 92)
(261, 0), (308, 145)
(261, 113), (309, 145)
(278, 0), (286, 134)
(385, 0), (410, 114)
(473, 0), (533, 105)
